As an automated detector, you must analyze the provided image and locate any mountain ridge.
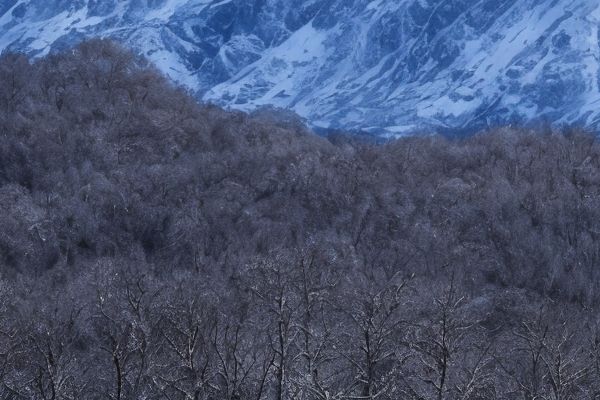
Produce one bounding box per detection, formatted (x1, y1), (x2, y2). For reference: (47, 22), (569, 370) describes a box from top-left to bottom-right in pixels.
(1, 0), (599, 136)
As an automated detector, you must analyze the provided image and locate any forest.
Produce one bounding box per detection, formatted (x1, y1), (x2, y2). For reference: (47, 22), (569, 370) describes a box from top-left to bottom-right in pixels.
(1, 39), (600, 399)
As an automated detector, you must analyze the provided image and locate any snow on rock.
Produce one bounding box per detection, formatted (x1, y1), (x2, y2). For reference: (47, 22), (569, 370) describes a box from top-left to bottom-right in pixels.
(1, 0), (599, 136)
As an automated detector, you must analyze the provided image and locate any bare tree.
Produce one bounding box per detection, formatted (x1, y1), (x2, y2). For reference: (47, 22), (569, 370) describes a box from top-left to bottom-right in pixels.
(157, 282), (219, 399)
(336, 270), (412, 400)
(407, 277), (478, 400)
(91, 261), (160, 400)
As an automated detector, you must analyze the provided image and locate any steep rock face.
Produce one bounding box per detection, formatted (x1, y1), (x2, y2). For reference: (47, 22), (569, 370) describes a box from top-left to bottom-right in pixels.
(1, 0), (599, 135)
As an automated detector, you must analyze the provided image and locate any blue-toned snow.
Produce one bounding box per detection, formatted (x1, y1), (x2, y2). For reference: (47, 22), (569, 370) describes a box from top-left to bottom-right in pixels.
(1, 0), (599, 136)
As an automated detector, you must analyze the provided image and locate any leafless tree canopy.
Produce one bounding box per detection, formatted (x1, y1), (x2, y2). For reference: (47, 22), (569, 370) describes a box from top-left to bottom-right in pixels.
(1, 39), (600, 399)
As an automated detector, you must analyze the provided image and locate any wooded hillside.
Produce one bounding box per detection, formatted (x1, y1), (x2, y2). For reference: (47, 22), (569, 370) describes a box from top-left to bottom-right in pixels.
(1, 40), (600, 399)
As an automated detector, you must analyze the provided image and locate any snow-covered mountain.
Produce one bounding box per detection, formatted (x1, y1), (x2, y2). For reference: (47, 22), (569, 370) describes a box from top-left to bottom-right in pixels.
(1, 0), (599, 135)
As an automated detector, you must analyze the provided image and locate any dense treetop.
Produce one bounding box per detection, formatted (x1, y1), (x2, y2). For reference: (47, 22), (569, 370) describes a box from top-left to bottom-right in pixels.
(1, 40), (600, 399)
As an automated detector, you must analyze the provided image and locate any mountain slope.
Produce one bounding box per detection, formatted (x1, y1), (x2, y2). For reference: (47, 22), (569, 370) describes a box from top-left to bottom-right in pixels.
(1, 0), (599, 135)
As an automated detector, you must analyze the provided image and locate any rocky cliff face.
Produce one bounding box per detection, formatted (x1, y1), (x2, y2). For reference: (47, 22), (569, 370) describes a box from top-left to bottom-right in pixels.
(1, 0), (599, 135)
